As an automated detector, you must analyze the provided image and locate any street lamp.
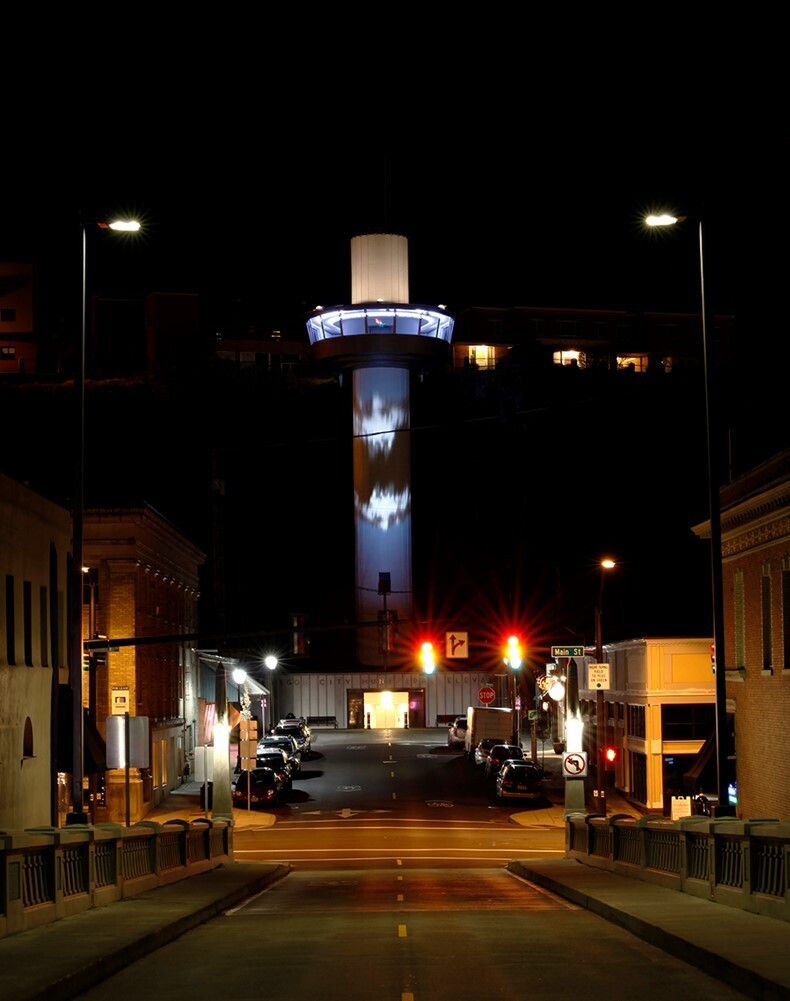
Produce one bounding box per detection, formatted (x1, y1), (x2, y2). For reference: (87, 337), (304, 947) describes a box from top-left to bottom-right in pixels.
(68, 216), (141, 825)
(593, 557), (616, 816)
(645, 212), (732, 816)
(264, 655), (278, 730)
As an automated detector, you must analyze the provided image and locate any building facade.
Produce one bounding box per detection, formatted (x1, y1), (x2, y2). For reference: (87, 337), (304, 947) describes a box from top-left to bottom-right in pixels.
(577, 638), (715, 814)
(83, 506), (204, 823)
(0, 472), (70, 829)
(713, 449), (790, 820)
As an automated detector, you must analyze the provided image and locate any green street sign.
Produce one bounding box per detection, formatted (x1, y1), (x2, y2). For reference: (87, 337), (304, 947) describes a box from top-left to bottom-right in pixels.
(551, 646), (585, 658)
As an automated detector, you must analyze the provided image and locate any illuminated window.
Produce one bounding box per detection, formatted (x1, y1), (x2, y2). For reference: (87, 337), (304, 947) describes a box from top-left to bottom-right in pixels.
(617, 355), (648, 373)
(0, 345), (16, 359)
(465, 345), (495, 370)
(553, 350), (582, 367)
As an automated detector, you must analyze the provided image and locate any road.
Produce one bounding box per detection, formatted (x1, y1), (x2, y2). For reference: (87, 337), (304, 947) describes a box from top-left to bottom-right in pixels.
(75, 729), (750, 1000)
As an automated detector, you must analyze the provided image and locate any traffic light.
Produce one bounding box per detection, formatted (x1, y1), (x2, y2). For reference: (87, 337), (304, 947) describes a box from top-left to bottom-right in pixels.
(604, 746), (618, 765)
(504, 635), (522, 669)
(291, 613), (309, 655)
(419, 641), (436, 674)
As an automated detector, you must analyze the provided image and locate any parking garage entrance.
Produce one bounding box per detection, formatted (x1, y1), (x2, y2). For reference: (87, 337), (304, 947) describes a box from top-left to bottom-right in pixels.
(347, 689), (426, 728)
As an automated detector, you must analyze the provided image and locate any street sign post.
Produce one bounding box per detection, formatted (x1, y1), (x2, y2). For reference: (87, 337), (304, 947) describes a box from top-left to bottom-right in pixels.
(551, 645), (585, 658)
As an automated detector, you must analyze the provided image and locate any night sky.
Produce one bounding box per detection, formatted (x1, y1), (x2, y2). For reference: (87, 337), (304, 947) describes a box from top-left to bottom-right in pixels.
(1, 134), (785, 668)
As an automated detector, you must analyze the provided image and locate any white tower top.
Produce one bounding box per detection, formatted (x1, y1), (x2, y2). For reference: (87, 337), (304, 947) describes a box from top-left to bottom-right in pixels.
(351, 233), (410, 304)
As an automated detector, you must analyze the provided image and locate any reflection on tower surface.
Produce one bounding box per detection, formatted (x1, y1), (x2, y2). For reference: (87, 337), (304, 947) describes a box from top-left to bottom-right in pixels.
(306, 234), (454, 666)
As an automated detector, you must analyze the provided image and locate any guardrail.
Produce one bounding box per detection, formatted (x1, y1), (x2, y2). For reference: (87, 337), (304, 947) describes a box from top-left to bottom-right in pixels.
(0, 817), (232, 939)
(566, 813), (790, 922)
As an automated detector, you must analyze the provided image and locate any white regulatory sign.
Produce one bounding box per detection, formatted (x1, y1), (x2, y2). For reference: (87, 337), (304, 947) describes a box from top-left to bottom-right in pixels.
(562, 751), (588, 778)
(587, 663), (610, 689)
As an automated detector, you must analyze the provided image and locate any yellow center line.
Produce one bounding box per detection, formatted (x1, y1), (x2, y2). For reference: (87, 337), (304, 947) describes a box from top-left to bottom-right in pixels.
(391, 771), (395, 778)
(397, 893), (404, 901)
(402, 994), (415, 1001)
(397, 859), (403, 866)
(397, 875), (403, 880)
(398, 924), (407, 937)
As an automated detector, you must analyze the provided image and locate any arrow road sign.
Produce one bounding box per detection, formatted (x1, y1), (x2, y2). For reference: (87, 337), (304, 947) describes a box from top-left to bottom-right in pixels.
(446, 632), (469, 658)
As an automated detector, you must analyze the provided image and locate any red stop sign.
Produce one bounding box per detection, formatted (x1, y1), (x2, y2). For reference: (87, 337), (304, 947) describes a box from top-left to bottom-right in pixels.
(478, 686), (496, 705)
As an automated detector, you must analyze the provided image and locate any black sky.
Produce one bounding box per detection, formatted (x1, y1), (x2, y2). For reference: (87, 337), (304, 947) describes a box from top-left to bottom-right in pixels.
(1, 131), (785, 659)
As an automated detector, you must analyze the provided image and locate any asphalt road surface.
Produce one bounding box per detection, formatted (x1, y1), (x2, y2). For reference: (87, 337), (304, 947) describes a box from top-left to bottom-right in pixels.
(75, 730), (750, 1000)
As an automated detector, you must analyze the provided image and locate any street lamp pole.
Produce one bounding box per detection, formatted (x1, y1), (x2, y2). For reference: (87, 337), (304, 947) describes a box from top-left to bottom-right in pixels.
(646, 213), (732, 815)
(594, 558), (615, 816)
(67, 222), (89, 823)
(211, 660), (244, 821)
(264, 655), (278, 731)
(69, 216), (140, 825)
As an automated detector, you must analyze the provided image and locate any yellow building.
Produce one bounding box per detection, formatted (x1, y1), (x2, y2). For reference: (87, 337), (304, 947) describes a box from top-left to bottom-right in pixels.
(578, 637), (715, 814)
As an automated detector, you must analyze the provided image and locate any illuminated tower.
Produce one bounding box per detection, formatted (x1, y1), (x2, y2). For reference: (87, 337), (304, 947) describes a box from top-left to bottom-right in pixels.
(306, 234), (454, 666)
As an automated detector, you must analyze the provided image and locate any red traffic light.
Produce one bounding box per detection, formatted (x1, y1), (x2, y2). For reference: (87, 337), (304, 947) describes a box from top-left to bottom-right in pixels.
(604, 746), (618, 763)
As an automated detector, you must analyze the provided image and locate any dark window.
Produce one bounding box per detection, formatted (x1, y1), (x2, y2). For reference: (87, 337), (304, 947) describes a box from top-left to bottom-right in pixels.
(49, 544), (59, 669)
(39, 585), (48, 667)
(23, 581), (32, 666)
(782, 566), (790, 670)
(661, 703), (715, 740)
(23, 717), (33, 757)
(0, 308), (16, 322)
(627, 704), (646, 739)
(5, 575), (15, 665)
(630, 751), (647, 804)
(761, 569), (772, 671)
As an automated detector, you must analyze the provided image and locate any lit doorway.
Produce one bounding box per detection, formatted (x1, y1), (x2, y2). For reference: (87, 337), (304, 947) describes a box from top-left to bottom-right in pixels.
(363, 690), (409, 729)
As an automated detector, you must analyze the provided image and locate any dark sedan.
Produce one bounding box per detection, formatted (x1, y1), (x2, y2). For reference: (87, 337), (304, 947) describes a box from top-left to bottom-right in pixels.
(232, 767), (286, 809)
(495, 760), (544, 802)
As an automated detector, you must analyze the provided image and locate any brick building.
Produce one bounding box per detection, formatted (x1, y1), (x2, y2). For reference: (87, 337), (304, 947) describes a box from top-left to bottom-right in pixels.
(704, 449), (790, 820)
(83, 506), (205, 823)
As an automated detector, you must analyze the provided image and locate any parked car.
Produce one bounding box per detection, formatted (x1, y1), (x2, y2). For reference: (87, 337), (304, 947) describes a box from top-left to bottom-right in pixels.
(484, 743), (524, 779)
(447, 716), (468, 748)
(473, 737), (500, 767)
(495, 760), (544, 802)
(274, 720), (312, 758)
(232, 767), (285, 808)
(258, 734), (301, 774)
(255, 748), (293, 790)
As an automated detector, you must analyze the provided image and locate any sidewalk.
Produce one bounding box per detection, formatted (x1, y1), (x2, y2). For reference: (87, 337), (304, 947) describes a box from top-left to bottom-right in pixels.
(509, 858), (790, 1001)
